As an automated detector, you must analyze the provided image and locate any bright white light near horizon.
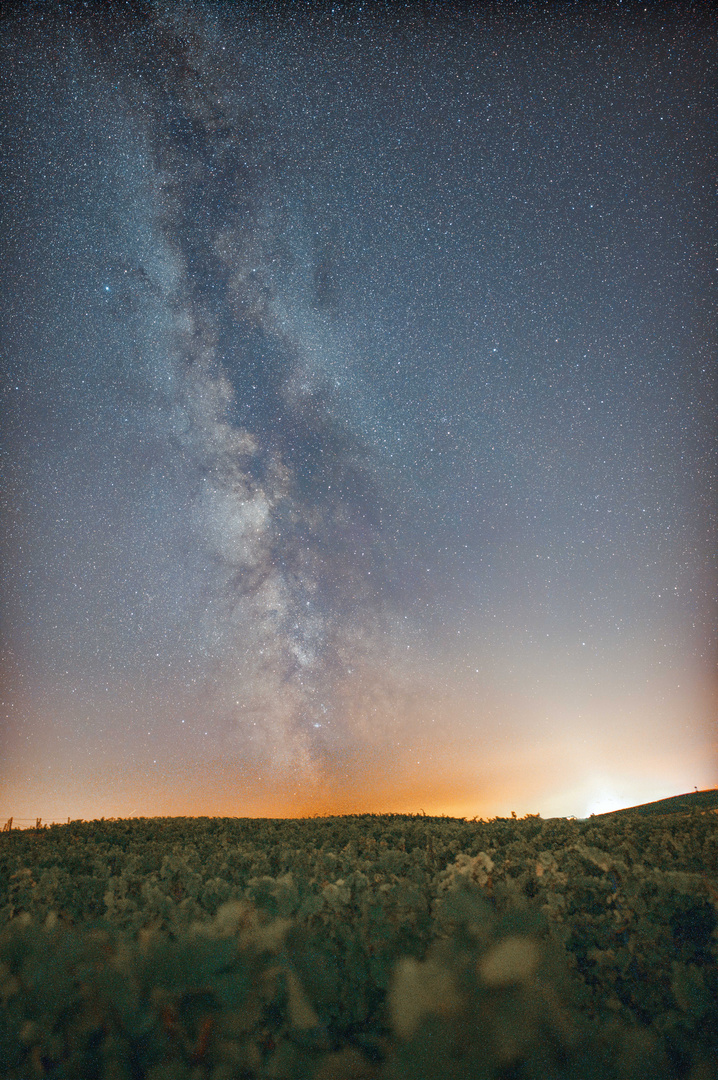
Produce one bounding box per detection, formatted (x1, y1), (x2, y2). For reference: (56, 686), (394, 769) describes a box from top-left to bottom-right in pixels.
(533, 763), (712, 821)
(578, 768), (696, 820)
(583, 787), (625, 817)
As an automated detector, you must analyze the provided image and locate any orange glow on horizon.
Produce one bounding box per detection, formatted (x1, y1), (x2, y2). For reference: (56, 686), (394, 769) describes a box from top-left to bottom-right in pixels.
(3, 661), (715, 826)
(4, 732), (716, 826)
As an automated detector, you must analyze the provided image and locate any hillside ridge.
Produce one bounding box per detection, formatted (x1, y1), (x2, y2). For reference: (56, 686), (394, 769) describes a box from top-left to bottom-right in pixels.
(588, 786), (718, 818)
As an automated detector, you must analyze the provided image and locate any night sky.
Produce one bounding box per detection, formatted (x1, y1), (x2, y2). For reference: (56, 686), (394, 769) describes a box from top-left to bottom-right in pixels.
(2, 2), (715, 824)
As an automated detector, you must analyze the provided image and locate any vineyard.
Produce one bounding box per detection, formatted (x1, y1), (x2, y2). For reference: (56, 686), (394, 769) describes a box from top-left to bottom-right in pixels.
(1, 807), (716, 1079)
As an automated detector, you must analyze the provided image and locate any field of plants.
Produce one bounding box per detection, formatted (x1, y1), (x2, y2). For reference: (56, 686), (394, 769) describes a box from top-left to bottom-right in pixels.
(1, 807), (716, 1079)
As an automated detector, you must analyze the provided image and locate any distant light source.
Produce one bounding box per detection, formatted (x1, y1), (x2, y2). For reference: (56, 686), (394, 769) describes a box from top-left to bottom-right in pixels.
(582, 774), (627, 818)
(584, 790), (624, 817)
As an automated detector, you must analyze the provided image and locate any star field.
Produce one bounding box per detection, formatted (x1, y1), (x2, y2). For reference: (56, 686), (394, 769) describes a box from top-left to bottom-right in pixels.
(1, 2), (715, 822)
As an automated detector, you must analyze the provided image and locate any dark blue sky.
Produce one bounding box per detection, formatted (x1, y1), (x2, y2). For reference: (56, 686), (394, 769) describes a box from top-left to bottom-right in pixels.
(2, 2), (715, 821)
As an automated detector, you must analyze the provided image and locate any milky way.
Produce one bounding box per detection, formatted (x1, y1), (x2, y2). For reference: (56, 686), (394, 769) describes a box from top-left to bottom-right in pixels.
(2, 3), (715, 821)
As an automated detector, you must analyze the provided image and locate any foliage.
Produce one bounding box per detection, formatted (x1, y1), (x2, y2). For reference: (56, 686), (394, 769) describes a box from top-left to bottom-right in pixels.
(0, 811), (716, 1078)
